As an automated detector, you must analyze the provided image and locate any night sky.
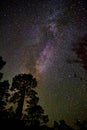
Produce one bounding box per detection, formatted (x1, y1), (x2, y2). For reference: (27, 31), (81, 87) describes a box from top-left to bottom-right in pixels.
(0, 0), (87, 127)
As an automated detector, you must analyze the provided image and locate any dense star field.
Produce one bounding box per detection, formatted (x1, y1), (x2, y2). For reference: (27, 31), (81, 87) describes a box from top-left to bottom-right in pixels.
(0, 0), (87, 127)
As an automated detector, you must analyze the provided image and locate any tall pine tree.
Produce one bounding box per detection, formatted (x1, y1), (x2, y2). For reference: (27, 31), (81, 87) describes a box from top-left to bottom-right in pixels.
(9, 73), (49, 127)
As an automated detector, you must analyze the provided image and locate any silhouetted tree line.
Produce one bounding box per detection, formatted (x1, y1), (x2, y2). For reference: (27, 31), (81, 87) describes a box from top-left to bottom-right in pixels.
(0, 56), (87, 130)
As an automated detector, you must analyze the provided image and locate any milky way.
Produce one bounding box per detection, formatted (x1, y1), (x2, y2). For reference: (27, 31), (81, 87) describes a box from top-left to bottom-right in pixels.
(0, 0), (87, 127)
(35, 22), (60, 78)
(36, 43), (54, 74)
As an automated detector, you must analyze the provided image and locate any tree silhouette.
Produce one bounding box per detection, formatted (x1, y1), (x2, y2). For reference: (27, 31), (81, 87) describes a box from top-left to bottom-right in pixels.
(8, 73), (49, 127)
(8, 74), (37, 119)
(24, 91), (49, 127)
(0, 56), (9, 119)
(59, 120), (74, 130)
(75, 120), (87, 130)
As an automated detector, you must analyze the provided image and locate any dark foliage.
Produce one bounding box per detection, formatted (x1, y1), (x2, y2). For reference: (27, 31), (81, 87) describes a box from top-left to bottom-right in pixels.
(0, 56), (9, 119)
(75, 120), (87, 130)
(8, 73), (49, 127)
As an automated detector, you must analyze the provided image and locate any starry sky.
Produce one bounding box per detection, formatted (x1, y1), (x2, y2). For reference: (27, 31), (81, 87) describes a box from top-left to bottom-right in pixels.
(0, 0), (87, 127)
